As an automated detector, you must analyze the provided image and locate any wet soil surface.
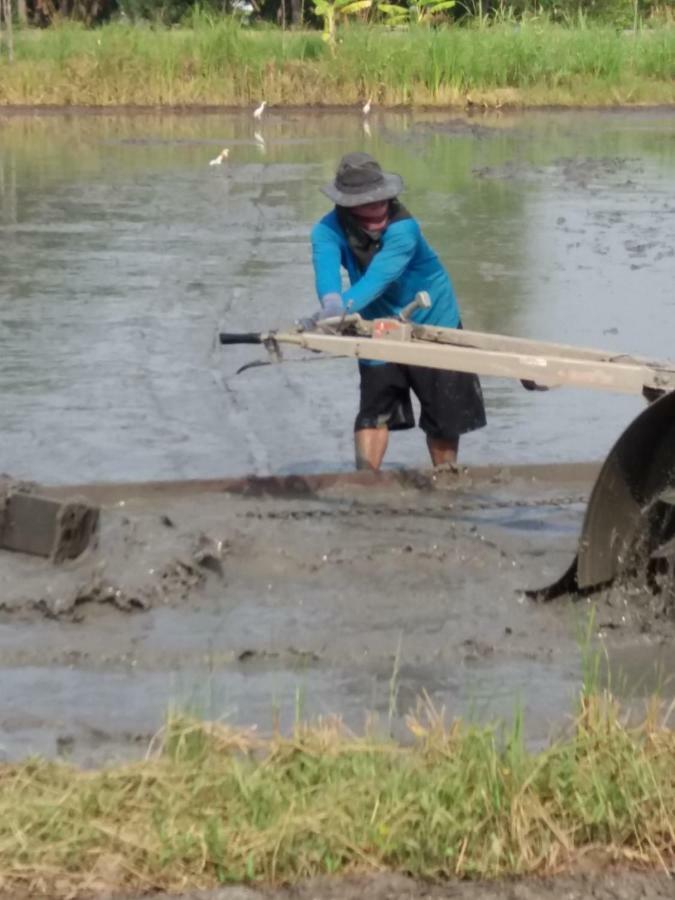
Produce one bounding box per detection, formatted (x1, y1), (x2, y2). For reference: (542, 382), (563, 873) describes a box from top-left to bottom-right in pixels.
(111, 870), (675, 900)
(1, 464), (673, 767)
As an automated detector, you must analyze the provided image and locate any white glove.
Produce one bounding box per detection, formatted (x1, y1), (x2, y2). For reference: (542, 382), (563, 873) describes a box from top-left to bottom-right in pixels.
(320, 293), (344, 319)
(297, 294), (345, 331)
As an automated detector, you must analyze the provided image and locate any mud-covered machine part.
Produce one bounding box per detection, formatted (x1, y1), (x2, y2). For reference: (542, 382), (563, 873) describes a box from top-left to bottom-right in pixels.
(535, 390), (675, 600)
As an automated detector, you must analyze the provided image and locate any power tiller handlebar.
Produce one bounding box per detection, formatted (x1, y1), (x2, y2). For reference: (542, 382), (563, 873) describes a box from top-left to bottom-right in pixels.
(218, 293), (433, 348)
(217, 289), (675, 397)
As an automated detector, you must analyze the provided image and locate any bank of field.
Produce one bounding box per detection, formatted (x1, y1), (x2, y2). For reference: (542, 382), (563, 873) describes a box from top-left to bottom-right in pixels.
(0, 21), (674, 107)
(0, 692), (673, 897)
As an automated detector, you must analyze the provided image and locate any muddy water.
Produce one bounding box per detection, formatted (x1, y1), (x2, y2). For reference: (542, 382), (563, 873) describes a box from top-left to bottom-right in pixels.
(0, 109), (674, 483)
(1, 111), (675, 766)
(0, 468), (673, 765)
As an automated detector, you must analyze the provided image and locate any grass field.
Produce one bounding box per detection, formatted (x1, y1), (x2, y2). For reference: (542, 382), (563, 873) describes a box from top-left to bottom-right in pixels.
(0, 689), (673, 897)
(0, 19), (674, 107)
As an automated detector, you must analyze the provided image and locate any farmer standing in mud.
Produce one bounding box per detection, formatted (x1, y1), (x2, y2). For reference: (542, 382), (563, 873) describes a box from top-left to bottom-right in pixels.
(308, 152), (486, 471)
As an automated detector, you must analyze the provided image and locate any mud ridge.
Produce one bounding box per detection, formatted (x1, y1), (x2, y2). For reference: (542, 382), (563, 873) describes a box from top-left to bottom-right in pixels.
(111, 870), (675, 900)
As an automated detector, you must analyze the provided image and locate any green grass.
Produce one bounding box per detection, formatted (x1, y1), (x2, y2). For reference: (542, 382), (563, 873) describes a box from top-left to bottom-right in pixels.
(0, 19), (674, 107)
(0, 691), (673, 897)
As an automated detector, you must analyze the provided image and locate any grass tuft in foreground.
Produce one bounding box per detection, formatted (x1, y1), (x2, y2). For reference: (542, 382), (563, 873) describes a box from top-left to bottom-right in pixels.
(0, 19), (674, 107)
(0, 692), (673, 896)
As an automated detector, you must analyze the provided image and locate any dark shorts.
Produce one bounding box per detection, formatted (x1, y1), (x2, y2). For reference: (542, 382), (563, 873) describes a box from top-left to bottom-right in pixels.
(355, 362), (487, 440)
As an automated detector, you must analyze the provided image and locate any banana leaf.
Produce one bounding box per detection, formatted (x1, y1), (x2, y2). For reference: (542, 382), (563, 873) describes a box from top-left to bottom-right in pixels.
(335, 0), (372, 12)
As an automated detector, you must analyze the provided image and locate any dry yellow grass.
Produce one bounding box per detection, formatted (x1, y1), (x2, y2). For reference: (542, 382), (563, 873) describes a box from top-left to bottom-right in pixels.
(0, 693), (672, 898)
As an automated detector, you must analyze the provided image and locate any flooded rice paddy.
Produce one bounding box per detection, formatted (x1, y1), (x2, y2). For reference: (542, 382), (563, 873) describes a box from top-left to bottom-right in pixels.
(1, 108), (674, 482)
(0, 109), (674, 765)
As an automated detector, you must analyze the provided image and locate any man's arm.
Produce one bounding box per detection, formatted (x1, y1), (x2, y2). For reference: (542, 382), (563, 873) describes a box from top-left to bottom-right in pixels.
(311, 222), (343, 303)
(342, 222), (418, 314)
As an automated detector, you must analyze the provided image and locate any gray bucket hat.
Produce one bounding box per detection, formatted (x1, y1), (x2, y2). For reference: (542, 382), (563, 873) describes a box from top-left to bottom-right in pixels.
(321, 152), (404, 207)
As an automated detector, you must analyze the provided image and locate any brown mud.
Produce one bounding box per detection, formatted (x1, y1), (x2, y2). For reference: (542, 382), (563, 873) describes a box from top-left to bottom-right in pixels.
(3, 869), (674, 900)
(110, 870), (675, 900)
(1, 463), (673, 768)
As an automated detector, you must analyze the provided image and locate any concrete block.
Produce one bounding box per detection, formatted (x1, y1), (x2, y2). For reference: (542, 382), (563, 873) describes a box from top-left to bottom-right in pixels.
(0, 484), (99, 561)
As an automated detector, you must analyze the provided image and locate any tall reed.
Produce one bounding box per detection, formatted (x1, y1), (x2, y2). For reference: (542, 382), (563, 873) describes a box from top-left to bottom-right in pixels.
(0, 19), (673, 106)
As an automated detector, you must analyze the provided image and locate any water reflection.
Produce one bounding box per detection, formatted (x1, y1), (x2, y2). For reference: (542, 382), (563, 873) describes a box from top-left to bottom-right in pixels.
(0, 110), (673, 483)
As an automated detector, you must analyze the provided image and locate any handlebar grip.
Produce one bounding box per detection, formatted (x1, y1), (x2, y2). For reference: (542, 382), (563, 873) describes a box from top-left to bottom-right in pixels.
(219, 332), (263, 345)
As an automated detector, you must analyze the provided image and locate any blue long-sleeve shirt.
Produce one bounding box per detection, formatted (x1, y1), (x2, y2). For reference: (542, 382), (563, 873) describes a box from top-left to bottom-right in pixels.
(311, 209), (460, 329)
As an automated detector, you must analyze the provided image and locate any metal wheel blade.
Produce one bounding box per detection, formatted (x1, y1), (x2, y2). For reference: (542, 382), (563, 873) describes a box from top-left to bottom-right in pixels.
(576, 391), (675, 590)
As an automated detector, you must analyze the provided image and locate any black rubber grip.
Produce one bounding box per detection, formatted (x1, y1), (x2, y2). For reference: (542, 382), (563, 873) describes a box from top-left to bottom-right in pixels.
(219, 332), (263, 345)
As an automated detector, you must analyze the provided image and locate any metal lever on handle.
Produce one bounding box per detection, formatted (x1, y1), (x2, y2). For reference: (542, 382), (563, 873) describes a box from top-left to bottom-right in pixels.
(399, 291), (432, 322)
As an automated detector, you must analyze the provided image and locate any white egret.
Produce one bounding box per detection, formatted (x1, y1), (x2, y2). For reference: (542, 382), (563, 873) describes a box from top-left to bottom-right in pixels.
(253, 100), (267, 120)
(362, 97), (372, 115)
(209, 148), (230, 166)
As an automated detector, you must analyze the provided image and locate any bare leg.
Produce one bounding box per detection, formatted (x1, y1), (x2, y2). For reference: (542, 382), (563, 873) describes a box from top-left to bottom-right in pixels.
(355, 427), (389, 471)
(427, 435), (459, 467)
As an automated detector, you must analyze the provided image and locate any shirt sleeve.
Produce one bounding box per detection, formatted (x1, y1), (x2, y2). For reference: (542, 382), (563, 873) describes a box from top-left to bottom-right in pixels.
(311, 222), (343, 303)
(341, 221), (419, 314)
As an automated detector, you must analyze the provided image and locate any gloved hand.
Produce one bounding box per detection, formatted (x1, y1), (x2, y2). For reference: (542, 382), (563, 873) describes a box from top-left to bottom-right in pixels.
(320, 293), (344, 319)
(297, 310), (321, 331)
(296, 295), (345, 331)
